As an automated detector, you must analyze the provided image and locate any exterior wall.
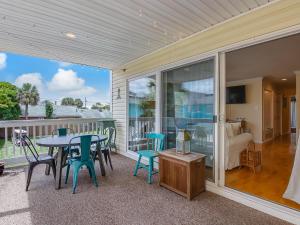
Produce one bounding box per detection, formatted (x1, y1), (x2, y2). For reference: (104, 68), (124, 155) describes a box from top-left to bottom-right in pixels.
(226, 78), (263, 143)
(112, 0), (300, 153)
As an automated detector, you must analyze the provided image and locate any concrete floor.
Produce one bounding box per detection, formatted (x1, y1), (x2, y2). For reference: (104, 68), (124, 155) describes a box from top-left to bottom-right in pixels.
(0, 154), (291, 225)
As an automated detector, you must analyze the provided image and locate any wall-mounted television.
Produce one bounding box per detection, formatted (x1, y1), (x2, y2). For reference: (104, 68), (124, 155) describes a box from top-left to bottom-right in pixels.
(226, 85), (246, 104)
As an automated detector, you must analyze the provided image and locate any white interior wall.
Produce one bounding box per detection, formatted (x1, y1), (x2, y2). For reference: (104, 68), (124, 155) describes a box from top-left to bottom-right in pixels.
(226, 77), (263, 143)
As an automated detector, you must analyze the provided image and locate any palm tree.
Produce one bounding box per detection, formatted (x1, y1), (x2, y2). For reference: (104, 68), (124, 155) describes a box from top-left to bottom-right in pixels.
(18, 83), (40, 120)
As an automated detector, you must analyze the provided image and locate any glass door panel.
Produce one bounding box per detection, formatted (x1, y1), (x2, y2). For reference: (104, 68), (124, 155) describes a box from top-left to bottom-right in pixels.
(162, 58), (215, 180)
(128, 76), (156, 152)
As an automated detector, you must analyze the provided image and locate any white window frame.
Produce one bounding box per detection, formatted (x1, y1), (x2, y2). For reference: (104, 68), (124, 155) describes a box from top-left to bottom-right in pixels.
(126, 72), (160, 154)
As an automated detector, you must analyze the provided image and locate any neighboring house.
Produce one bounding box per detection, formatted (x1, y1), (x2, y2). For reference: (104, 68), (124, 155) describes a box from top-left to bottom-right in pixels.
(20, 105), (111, 119)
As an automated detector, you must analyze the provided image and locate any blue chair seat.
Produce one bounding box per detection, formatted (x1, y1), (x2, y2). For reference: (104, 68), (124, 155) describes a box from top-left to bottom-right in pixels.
(137, 150), (159, 158)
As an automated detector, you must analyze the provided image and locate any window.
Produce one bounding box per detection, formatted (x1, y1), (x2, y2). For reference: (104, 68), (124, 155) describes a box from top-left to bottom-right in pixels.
(128, 75), (156, 152)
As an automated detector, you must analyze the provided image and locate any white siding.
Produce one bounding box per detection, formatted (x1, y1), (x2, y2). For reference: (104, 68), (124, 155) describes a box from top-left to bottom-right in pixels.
(112, 0), (300, 153)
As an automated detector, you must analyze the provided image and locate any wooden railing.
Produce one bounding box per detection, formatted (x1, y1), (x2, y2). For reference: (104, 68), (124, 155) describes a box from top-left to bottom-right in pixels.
(0, 118), (114, 162)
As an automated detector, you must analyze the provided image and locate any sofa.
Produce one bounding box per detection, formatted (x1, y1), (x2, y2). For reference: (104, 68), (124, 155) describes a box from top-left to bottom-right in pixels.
(225, 122), (253, 170)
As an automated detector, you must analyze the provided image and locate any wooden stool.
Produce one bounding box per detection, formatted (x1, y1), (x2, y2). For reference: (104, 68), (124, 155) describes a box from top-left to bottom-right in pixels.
(240, 141), (262, 173)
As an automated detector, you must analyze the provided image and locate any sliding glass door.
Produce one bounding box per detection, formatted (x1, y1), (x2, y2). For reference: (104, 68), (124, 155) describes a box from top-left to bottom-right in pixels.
(161, 58), (216, 180)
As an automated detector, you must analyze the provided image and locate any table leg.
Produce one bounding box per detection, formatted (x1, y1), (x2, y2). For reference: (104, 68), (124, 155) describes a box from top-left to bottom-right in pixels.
(55, 147), (64, 190)
(96, 147), (106, 176)
(45, 147), (54, 175)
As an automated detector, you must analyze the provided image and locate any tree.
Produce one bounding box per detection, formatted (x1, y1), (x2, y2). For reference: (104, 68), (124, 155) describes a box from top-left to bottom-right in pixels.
(74, 98), (83, 108)
(18, 83), (40, 120)
(45, 101), (54, 119)
(91, 102), (110, 112)
(61, 97), (83, 108)
(61, 97), (75, 106)
(0, 82), (21, 120)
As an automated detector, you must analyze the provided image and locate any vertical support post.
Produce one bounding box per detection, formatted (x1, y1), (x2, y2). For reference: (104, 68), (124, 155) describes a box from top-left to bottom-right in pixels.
(12, 127), (16, 156)
(4, 127), (8, 159)
(155, 71), (161, 133)
(45, 125), (48, 136)
(218, 52), (226, 187)
(33, 125), (36, 144)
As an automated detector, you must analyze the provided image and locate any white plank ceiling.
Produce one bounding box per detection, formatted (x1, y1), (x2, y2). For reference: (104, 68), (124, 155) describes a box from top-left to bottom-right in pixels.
(0, 0), (273, 69)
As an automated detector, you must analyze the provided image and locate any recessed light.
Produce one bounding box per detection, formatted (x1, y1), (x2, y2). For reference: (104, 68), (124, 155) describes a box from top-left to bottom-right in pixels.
(65, 32), (76, 39)
(281, 78), (287, 81)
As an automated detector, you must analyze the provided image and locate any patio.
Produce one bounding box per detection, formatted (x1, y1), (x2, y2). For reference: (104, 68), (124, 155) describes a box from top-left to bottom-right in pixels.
(1, 0), (300, 224)
(0, 154), (290, 225)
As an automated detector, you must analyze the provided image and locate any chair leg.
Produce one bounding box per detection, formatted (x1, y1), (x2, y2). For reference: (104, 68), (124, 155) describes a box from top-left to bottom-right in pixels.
(133, 154), (142, 176)
(103, 150), (108, 164)
(65, 164), (70, 184)
(87, 161), (98, 187)
(87, 165), (92, 178)
(50, 160), (56, 179)
(72, 165), (80, 194)
(107, 151), (113, 170)
(148, 158), (153, 184)
(26, 164), (34, 191)
(45, 147), (54, 175)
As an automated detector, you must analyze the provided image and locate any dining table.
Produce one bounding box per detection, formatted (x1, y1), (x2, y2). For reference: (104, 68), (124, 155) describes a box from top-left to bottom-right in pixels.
(36, 134), (107, 190)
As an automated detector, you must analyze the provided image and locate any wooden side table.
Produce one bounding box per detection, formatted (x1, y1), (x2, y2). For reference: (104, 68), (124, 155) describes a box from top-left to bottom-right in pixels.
(159, 149), (206, 200)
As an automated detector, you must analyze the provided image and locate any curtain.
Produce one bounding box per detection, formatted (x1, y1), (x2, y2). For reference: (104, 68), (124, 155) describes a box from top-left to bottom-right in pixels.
(283, 135), (300, 203)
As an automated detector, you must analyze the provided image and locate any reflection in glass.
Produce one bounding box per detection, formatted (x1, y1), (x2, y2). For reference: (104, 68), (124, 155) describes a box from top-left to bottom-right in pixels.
(128, 76), (156, 152)
(162, 59), (215, 180)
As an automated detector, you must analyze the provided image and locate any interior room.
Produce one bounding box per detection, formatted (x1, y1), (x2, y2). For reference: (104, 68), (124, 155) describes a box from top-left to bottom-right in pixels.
(224, 33), (300, 210)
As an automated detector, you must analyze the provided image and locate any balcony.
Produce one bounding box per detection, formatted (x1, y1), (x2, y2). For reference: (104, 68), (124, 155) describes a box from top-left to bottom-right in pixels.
(0, 118), (113, 167)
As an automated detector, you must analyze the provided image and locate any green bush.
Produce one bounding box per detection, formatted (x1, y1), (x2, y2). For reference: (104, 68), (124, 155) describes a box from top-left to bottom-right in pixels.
(0, 82), (21, 120)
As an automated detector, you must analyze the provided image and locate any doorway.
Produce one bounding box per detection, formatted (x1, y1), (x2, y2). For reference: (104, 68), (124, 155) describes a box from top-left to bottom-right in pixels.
(223, 33), (300, 210)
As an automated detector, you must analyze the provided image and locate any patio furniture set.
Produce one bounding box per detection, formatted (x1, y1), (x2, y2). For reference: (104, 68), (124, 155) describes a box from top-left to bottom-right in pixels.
(22, 127), (115, 194)
(22, 126), (206, 199)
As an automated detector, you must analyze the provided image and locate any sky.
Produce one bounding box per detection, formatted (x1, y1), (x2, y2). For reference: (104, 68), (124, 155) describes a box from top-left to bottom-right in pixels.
(0, 52), (111, 108)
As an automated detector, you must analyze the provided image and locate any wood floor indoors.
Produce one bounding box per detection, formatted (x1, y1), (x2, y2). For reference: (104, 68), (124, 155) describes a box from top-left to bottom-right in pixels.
(225, 134), (300, 211)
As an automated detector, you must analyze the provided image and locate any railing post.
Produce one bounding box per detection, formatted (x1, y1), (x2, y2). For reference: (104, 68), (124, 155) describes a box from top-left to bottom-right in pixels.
(12, 127), (16, 156)
(33, 125), (36, 144)
(4, 127), (8, 159)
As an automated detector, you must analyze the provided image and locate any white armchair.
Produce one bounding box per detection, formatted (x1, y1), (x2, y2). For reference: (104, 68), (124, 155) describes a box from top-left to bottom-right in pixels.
(225, 122), (253, 170)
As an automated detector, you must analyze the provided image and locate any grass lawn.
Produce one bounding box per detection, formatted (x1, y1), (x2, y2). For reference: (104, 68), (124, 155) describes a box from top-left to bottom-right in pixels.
(0, 138), (48, 160)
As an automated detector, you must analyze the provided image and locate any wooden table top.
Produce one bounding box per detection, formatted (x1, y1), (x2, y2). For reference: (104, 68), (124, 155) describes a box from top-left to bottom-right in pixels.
(159, 149), (206, 163)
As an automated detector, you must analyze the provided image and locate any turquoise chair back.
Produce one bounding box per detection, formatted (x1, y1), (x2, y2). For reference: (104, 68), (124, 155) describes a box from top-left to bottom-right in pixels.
(58, 128), (67, 136)
(68, 135), (100, 162)
(52, 128), (74, 137)
(145, 133), (165, 152)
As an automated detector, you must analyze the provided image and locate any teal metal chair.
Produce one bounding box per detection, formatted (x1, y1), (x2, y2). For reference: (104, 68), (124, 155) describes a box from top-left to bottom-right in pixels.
(52, 127), (74, 137)
(65, 135), (99, 194)
(92, 127), (115, 170)
(55, 128), (80, 156)
(133, 133), (165, 184)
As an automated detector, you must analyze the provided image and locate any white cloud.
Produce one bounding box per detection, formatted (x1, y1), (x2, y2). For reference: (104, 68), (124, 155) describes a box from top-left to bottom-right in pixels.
(0, 53), (7, 70)
(68, 87), (97, 96)
(51, 60), (73, 67)
(47, 68), (96, 96)
(129, 77), (155, 97)
(15, 73), (44, 91)
(58, 61), (72, 67)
